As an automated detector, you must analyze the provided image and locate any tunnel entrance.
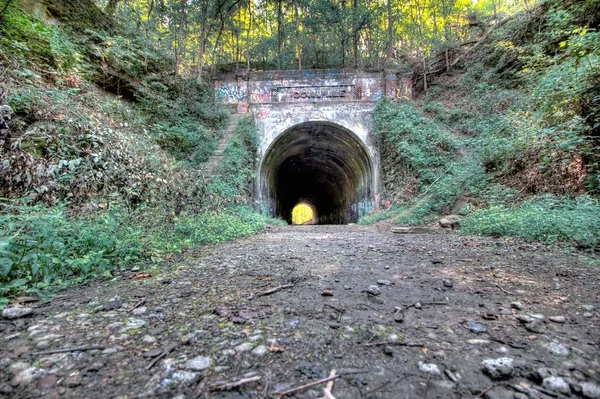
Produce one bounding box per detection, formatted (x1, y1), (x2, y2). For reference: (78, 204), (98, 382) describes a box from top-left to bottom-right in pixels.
(258, 122), (375, 224)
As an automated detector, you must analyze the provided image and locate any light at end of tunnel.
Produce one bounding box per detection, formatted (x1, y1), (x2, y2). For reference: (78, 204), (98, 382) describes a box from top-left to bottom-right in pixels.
(292, 203), (316, 225)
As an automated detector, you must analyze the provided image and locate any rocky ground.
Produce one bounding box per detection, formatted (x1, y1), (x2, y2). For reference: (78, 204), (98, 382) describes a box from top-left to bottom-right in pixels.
(1, 224), (600, 399)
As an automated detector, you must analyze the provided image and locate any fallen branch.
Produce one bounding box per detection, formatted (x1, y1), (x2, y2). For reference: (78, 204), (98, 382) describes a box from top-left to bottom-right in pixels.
(146, 343), (178, 371)
(274, 370), (368, 398)
(365, 341), (424, 347)
(321, 369), (337, 399)
(28, 346), (105, 356)
(128, 298), (146, 312)
(255, 284), (295, 298)
(493, 283), (515, 296)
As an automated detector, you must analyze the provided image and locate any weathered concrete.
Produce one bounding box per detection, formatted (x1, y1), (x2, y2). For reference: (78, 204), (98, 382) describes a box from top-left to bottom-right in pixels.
(214, 70), (412, 224)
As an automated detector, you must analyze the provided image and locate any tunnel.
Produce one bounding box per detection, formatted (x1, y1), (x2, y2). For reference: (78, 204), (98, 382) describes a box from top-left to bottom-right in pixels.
(258, 121), (375, 224)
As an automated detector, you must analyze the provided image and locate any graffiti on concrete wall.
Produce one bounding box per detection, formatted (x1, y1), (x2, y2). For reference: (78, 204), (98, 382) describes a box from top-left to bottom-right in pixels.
(215, 70), (391, 107)
(215, 80), (248, 104)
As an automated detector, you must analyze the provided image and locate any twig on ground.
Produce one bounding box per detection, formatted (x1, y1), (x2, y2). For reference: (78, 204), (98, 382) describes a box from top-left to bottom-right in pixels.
(365, 341), (424, 347)
(255, 284), (295, 298)
(146, 343), (178, 371)
(28, 346), (105, 356)
(493, 283), (515, 296)
(128, 298), (146, 312)
(274, 370), (368, 398)
(478, 386), (494, 397)
(321, 369), (337, 399)
(324, 303), (345, 313)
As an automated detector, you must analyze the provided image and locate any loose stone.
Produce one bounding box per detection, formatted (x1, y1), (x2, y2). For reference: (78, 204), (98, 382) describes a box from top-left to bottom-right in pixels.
(542, 376), (571, 394)
(442, 279), (453, 288)
(549, 315), (567, 323)
(376, 280), (391, 286)
(510, 302), (523, 310)
(365, 285), (380, 296)
(464, 321), (487, 334)
(184, 356), (212, 371)
(418, 361), (441, 375)
(482, 357), (514, 380)
(2, 308), (33, 319)
(545, 342), (570, 356)
(582, 382), (600, 399)
(251, 345), (268, 356)
(235, 342), (255, 353)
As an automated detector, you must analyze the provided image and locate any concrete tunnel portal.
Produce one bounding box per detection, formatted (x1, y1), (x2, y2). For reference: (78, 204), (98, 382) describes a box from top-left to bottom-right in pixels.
(259, 122), (375, 225)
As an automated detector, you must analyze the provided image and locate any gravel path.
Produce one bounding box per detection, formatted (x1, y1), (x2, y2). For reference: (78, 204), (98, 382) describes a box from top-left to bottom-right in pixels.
(1, 225), (599, 398)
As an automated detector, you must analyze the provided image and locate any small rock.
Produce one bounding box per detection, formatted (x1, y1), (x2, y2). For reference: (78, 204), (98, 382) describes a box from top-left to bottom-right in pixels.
(393, 309), (404, 323)
(549, 316), (567, 324)
(235, 343), (255, 353)
(321, 290), (334, 297)
(542, 376), (571, 394)
(418, 361), (440, 375)
(482, 357), (514, 380)
(184, 356), (212, 371)
(172, 371), (200, 383)
(364, 285), (380, 296)
(343, 285), (351, 290)
(11, 367), (45, 386)
(464, 321), (487, 334)
(132, 306), (147, 315)
(63, 373), (81, 388)
(582, 382), (600, 399)
(545, 342), (570, 357)
(384, 265), (390, 269)
(142, 335), (157, 344)
(510, 302), (523, 310)
(36, 375), (59, 390)
(431, 259), (443, 264)
(414, 302), (422, 309)
(442, 279), (453, 288)
(251, 345), (268, 356)
(466, 339), (491, 345)
(439, 218), (455, 228)
(383, 346), (393, 356)
(376, 280), (391, 286)
(524, 320), (546, 334)
(2, 308), (33, 319)
(142, 348), (163, 358)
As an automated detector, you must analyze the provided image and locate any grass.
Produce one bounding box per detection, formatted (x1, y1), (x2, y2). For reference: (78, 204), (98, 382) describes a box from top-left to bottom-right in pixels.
(461, 195), (600, 249)
(0, 203), (283, 306)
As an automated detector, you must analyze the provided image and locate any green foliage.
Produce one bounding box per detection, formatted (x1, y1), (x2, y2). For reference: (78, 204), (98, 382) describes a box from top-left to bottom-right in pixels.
(155, 119), (216, 162)
(0, 204), (147, 301)
(208, 117), (258, 203)
(462, 195), (600, 249)
(0, 203), (282, 303)
(0, 8), (81, 72)
(374, 100), (456, 185)
(358, 205), (407, 225)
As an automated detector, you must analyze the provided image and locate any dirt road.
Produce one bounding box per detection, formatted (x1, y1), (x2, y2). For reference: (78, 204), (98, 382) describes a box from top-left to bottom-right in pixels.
(1, 225), (599, 398)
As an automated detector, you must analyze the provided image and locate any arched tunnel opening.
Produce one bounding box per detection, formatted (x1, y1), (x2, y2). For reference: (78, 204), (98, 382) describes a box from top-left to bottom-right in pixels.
(258, 122), (375, 224)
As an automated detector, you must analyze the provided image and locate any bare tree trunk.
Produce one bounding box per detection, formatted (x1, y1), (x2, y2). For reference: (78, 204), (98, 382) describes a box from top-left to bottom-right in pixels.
(353, 0), (359, 69)
(277, 0), (283, 69)
(246, 0), (251, 71)
(196, 0), (209, 81)
(105, 0), (120, 18)
(295, 0), (301, 70)
(385, 0), (394, 62)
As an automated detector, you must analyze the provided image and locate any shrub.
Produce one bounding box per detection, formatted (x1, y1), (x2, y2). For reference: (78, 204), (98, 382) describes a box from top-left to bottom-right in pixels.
(462, 195), (600, 249)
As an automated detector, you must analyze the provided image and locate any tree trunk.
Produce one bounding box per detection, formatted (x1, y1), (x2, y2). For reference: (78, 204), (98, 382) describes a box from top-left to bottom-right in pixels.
(277, 0), (283, 69)
(352, 0), (358, 69)
(105, 0), (119, 18)
(295, 0), (301, 70)
(196, 0), (209, 81)
(385, 0), (394, 62)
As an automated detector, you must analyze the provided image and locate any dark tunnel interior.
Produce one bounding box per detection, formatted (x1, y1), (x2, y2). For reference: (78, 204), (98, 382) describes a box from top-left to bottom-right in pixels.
(259, 122), (375, 224)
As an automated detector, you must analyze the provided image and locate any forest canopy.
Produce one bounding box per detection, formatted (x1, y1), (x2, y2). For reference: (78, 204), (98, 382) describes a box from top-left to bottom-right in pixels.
(88, 0), (537, 76)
